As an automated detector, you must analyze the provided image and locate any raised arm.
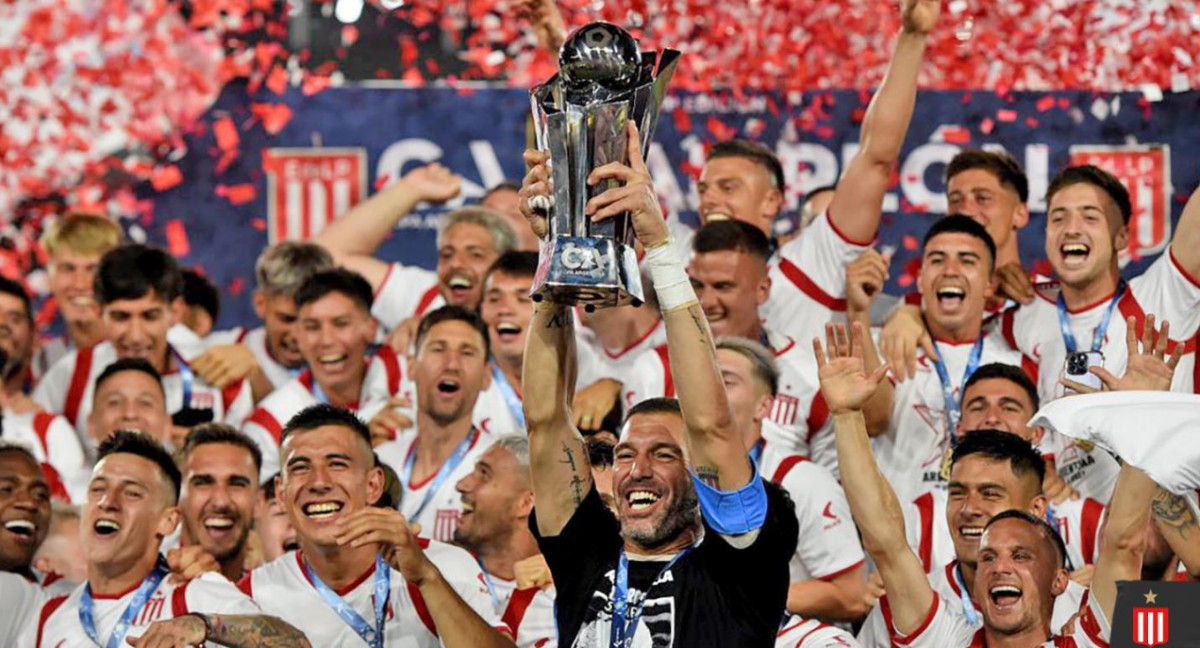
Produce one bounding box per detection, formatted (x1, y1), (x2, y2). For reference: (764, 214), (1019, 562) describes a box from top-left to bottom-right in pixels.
(816, 322), (934, 636)
(314, 164), (462, 290)
(846, 249), (895, 435)
(588, 121), (751, 490)
(1170, 181), (1200, 278)
(1151, 488), (1200, 579)
(518, 149), (592, 536)
(827, 0), (940, 243)
(130, 614), (312, 648)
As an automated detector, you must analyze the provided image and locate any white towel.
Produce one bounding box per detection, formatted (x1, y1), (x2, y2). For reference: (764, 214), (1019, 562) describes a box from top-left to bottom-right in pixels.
(1028, 391), (1200, 495)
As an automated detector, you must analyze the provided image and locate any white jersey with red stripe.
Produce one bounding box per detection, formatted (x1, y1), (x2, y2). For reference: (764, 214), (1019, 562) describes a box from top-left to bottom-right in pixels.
(242, 545), (507, 647)
(32, 327), (254, 448)
(776, 615), (861, 648)
(241, 346), (407, 482)
(3, 410), (89, 503)
(375, 427), (497, 543)
(764, 330), (831, 468)
(28, 571), (261, 648)
(372, 263), (445, 330)
(872, 328), (1023, 505)
(486, 575), (557, 648)
(621, 343), (674, 410)
(1036, 433), (1122, 505)
(869, 586), (1107, 648)
(1001, 251), (1200, 405)
(856, 559), (1089, 648)
(901, 489), (1105, 578)
(206, 326), (300, 390)
(762, 444), (866, 585)
(763, 210), (872, 347)
(472, 375), (524, 437)
(581, 317), (668, 389)
(1, 572), (43, 646)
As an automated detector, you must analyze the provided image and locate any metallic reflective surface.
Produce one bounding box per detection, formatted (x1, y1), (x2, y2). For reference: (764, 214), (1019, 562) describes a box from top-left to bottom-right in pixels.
(558, 22), (641, 90)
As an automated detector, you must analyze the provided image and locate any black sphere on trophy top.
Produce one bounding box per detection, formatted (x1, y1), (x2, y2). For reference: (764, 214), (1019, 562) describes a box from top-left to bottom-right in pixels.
(558, 22), (642, 94)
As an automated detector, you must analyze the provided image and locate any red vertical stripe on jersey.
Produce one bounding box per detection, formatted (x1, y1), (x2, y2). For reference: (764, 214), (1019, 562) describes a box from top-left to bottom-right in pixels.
(1080, 498), (1105, 566)
(40, 463), (70, 503)
(416, 286), (442, 317)
(64, 347), (95, 425)
(654, 346), (675, 397)
(32, 412), (56, 455)
(770, 455), (810, 484)
(171, 581), (192, 616)
(805, 392), (830, 444)
(502, 587), (539, 636)
(777, 258), (848, 311)
(237, 573), (253, 597)
(377, 346), (403, 394)
(914, 493), (934, 573)
(222, 379), (245, 411)
(374, 264), (395, 300)
(248, 409), (285, 445)
(36, 595), (69, 648)
(407, 581), (438, 636)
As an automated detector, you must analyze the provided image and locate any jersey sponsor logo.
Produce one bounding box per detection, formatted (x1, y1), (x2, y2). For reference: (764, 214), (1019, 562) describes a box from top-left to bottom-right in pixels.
(771, 394), (800, 427)
(821, 502), (843, 531)
(1068, 145), (1172, 263)
(1133, 606), (1169, 646)
(134, 593), (167, 627)
(262, 148), (367, 244)
(434, 508), (459, 542)
(190, 392), (216, 411)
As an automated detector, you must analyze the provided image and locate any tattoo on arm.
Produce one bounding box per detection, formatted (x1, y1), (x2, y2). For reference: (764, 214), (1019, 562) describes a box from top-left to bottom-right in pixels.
(1151, 489), (1198, 539)
(208, 614), (313, 648)
(560, 441), (587, 505)
(545, 309), (567, 329)
(695, 465), (720, 488)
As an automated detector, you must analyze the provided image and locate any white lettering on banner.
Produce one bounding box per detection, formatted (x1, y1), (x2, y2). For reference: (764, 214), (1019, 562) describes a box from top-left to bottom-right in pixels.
(375, 138), (509, 214)
(263, 148), (366, 243)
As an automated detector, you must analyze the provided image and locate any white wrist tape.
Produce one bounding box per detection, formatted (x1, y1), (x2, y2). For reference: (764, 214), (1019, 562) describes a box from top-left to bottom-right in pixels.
(644, 239), (697, 312)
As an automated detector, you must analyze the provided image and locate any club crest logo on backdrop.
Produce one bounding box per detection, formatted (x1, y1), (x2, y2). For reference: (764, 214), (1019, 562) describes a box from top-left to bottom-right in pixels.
(1068, 145), (1172, 263)
(262, 148), (367, 244)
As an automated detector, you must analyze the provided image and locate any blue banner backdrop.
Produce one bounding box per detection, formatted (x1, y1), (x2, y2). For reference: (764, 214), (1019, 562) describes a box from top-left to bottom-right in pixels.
(143, 83), (1200, 329)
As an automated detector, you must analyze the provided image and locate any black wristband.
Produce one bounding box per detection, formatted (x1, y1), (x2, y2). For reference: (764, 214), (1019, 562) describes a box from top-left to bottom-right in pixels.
(187, 612), (214, 643)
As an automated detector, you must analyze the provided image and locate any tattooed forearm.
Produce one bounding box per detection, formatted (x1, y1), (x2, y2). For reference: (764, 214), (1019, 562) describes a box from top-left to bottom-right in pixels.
(542, 304), (568, 329)
(695, 465), (720, 488)
(208, 614), (313, 648)
(1151, 488), (1198, 539)
(561, 441), (587, 504)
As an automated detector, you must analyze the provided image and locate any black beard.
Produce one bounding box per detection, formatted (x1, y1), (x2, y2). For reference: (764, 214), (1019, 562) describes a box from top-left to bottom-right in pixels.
(623, 486), (701, 550)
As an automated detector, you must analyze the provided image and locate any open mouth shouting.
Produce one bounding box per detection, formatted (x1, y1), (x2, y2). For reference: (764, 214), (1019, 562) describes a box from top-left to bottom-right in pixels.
(987, 583), (1024, 612)
(934, 285), (967, 311)
(436, 377), (462, 398)
(301, 501), (344, 523)
(1058, 242), (1091, 269)
(92, 518), (121, 538)
(701, 207), (733, 223)
(201, 513), (240, 540)
(493, 322), (523, 345)
(620, 483), (666, 518)
(3, 519), (38, 543)
(444, 272), (476, 302)
(958, 525), (984, 543)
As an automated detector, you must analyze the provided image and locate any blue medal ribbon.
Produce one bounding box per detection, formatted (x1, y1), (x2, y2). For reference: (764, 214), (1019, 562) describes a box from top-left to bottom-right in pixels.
(476, 558), (503, 613)
(1055, 283), (1125, 354)
(304, 553), (390, 648)
(952, 562), (982, 626)
(79, 557), (169, 648)
(748, 439), (764, 467)
(491, 365), (526, 430)
(610, 548), (690, 648)
(311, 378), (329, 405)
(172, 348), (195, 409)
(400, 427), (480, 521)
(931, 336), (985, 445)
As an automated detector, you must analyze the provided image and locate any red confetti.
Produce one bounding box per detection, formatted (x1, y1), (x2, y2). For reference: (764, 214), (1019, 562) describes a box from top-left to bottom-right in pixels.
(250, 103), (293, 135)
(214, 117), (239, 151)
(229, 277), (246, 296)
(165, 219), (190, 257)
(251, 218), (267, 231)
(902, 234), (919, 251)
(302, 73), (332, 96)
(150, 165), (183, 191)
(216, 184), (257, 205)
(374, 174), (393, 191)
(996, 109), (1018, 123)
(342, 25), (360, 46)
(941, 127), (971, 145)
(1036, 96), (1057, 112)
(266, 67), (289, 95)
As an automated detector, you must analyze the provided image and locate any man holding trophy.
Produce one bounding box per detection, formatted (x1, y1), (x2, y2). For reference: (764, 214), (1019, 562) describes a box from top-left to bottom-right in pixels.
(519, 23), (798, 648)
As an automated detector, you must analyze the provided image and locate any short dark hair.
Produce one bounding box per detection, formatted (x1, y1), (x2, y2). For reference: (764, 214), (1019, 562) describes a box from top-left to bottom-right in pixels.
(281, 403), (372, 450)
(94, 358), (165, 399)
(624, 397), (683, 426)
(922, 215), (998, 269)
(179, 423), (263, 474)
(415, 305), (491, 359)
(97, 430), (182, 502)
(963, 363), (1040, 412)
(0, 277), (32, 323)
(693, 220), (771, 265)
(0, 441), (42, 473)
(985, 509), (1068, 568)
(707, 139), (786, 193)
(295, 269), (373, 313)
(95, 244), (184, 306)
(951, 429), (1045, 485)
(181, 269), (221, 324)
(1046, 165), (1132, 225)
(373, 457), (402, 510)
(484, 251), (538, 287)
(262, 471), (281, 501)
(946, 150), (1029, 203)
(586, 438), (615, 469)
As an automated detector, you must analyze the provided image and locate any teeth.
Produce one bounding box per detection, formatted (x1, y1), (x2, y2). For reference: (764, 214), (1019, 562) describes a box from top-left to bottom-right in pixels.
(496, 323), (520, 334)
(318, 354), (347, 364)
(4, 520), (35, 534)
(204, 517), (234, 529)
(303, 502), (343, 519)
(69, 295), (95, 306)
(448, 277), (472, 289)
(990, 585), (1022, 596)
(704, 210), (732, 221)
(95, 520), (120, 534)
(960, 527), (984, 538)
(628, 490), (660, 510)
(1062, 244), (1089, 254)
(937, 287), (966, 298)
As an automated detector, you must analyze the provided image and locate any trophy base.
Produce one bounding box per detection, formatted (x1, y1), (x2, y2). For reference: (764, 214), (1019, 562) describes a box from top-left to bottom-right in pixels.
(532, 236), (644, 310)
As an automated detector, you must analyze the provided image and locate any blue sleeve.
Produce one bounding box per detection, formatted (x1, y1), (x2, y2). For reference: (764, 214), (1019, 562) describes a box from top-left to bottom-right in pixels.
(689, 468), (769, 536)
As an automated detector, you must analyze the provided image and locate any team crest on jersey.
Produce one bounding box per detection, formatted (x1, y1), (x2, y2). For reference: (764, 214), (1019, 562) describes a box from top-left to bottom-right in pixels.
(1133, 606), (1169, 646)
(433, 509), (459, 542)
(134, 593), (168, 626)
(262, 148), (367, 244)
(771, 394), (800, 426)
(190, 392), (216, 411)
(1068, 145), (1172, 262)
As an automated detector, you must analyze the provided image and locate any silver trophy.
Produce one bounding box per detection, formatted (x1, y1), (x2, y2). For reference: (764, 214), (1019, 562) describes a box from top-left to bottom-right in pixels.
(530, 22), (680, 310)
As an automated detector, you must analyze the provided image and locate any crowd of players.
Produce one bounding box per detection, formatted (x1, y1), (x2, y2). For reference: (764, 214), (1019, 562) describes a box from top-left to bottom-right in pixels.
(1, 0), (1200, 646)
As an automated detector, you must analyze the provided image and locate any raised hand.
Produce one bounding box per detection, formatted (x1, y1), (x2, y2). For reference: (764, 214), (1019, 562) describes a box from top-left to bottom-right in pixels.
(333, 507), (437, 586)
(518, 149), (552, 240)
(513, 0), (567, 53)
(401, 163), (462, 204)
(995, 262), (1036, 305)
(900, 0), (941, 35)
(192, 344), (258, 388)
(1098, 315), (1181, 392)
(814, 322), (890, 415)
(846, 249), (891, 317)
(367, 396), (414, 446)
(585, 120), (668, 249)
(166, 545), (220, 585)
(878, 304), (938, 382)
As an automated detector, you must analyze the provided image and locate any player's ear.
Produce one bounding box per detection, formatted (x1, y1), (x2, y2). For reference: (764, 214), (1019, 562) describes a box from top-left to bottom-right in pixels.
(365, 464), (385, 506)
(158, 506), (181, 540)
(1050, 566), (1069, 597)
(1029, 493), (1048, 519)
